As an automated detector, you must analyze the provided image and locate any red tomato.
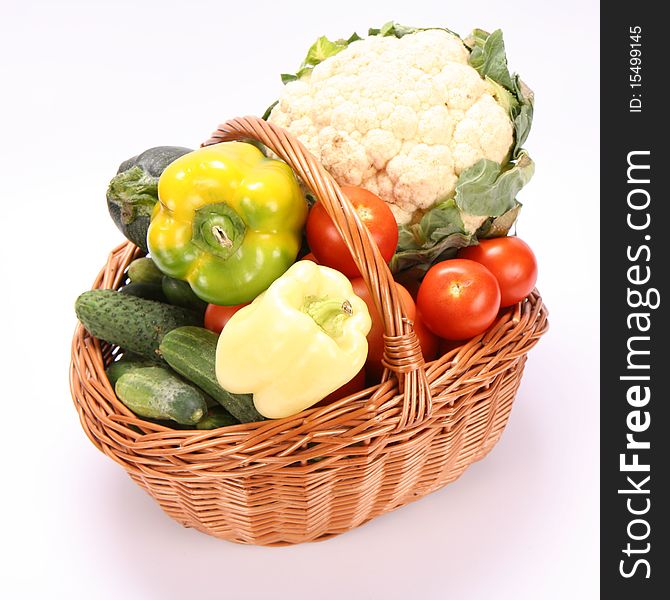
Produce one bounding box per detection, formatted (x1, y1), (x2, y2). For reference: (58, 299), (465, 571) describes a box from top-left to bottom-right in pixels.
(350, 278), (438, 382)
(413, 313), (439, 363)
(417, 259), (501, 341)
(316, 368), (366, 407)
(458, 237), (538, 307)
(204, 303), (248, 334)
(306, 185), (398, 278)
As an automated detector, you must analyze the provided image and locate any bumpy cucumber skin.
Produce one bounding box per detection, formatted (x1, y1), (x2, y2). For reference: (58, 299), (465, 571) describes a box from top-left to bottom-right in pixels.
(115, 366), (208, 425)
(160, 326), (263, 423)
(105, 354), (156, 388)
(127, 257), (164, 286)
(75, 290), (201, 361)
(162, 276), (207, 314)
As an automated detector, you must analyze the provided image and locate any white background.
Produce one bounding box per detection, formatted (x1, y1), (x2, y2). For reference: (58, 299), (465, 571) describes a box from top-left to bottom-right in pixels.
(1, 1), (599, 598)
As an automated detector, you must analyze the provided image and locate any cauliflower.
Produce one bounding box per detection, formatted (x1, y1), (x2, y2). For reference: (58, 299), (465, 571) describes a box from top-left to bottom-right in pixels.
(269, 27), (516, 224)
(266, 23), (534, 274)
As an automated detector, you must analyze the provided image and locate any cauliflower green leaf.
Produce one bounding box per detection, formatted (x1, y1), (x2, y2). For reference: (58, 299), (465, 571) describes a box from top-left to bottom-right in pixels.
(511, 78), (534, 155)
(465, 29), (534, 159)
(466, 29), (515, 90)
(421, 199), (465, 241)
(391, 199), (469, 273)
(455, 152), (534, 217)
(477, 202), (522, 239)
(280, 32), (363, 83)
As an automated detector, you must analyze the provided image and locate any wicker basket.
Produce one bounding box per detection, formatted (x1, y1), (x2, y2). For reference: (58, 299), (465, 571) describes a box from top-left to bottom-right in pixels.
(70, 116), (548, 546)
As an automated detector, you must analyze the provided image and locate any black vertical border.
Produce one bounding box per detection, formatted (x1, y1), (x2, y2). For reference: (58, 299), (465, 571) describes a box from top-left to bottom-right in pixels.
(601, 3), (667, 596)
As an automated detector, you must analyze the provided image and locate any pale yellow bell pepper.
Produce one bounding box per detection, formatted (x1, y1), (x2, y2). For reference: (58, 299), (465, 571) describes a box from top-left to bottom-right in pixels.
(215, 260), (372, 419)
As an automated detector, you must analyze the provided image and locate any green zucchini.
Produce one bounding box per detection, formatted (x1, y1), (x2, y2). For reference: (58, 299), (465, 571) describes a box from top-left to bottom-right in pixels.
(106, 354), (156, 388)
(120, 282), (167, 303)
(162, 276), (207, 314)
(75, 290), (202, 361)
(160, 326), (263, 423)
(196, 405), (239, 429)
(127, 257), (164, 285)
(115, 366), (208, 425)
(107, 146), (191, 252)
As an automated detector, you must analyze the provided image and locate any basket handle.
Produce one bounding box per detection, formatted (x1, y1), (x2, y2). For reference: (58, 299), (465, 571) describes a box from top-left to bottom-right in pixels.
(203, 116), (432, 430)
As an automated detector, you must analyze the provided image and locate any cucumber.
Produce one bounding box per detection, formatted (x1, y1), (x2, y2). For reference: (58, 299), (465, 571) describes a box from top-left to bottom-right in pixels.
(120, 282), (167, 303)
(160, 326), (263, 423)
(196, 405), (239, 429)
(106, 354), (156, 388)
(127, 257), (163, 285)
(162, 276), (207, 314)
(115, 366), (208, 425)
(107, 354), (217, 406)
(75, 290), (202, 361)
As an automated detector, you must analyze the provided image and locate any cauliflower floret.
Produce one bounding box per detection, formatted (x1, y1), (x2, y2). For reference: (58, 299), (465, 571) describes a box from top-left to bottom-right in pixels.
(268, 29), (514, 224)
(387, 143), (457, 219)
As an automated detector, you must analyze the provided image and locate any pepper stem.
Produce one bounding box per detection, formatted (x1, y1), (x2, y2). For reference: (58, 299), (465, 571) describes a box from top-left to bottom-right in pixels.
(191, 202), (246, 260)
(303, 295), (353, 338)
(212, 225), (233, 248)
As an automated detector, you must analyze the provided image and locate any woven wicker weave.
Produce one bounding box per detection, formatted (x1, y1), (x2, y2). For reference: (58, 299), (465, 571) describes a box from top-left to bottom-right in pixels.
(70, 117), (548, 545)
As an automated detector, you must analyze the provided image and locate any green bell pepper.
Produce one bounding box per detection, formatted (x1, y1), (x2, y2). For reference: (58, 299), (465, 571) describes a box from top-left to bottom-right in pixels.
(147, 142), (307, 305)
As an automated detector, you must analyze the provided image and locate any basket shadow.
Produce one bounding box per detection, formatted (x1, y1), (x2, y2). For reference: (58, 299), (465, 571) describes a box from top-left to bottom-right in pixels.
(88, 395), (539, 599)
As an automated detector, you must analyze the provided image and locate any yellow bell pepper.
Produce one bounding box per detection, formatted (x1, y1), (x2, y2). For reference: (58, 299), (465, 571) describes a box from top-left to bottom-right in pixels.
(215, 260), (372, 418)
(147, 142), (307, 305)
